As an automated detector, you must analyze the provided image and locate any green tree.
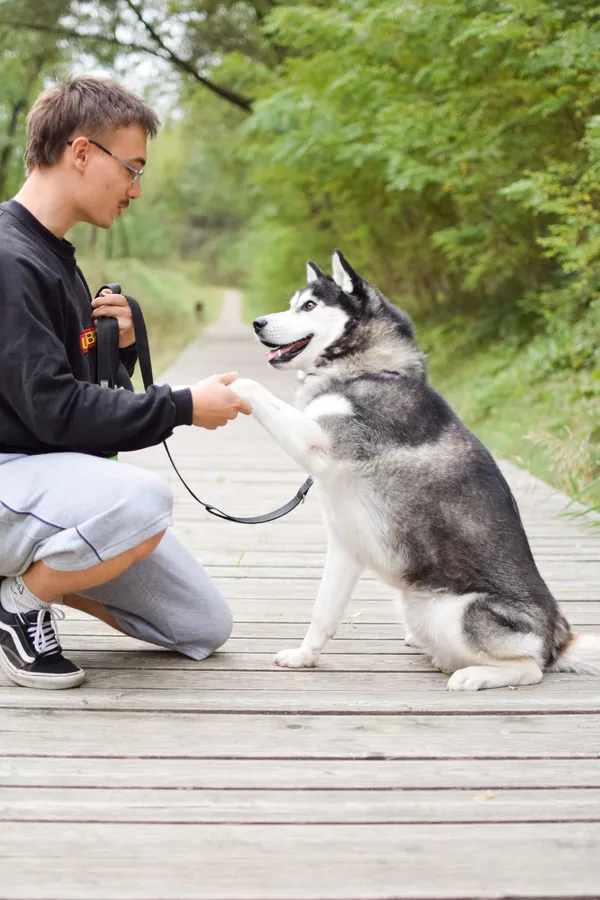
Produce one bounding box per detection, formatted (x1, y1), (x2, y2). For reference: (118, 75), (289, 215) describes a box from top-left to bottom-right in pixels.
(0, 1), (71, 198)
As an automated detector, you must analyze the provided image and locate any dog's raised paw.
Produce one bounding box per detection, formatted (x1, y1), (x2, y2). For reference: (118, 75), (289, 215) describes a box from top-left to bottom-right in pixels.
(230, 378), (261, 404)
(274, 648), (317, 668)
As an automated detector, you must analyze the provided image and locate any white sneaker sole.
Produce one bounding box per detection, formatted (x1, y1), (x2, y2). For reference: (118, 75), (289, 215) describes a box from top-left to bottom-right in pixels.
(0, 646), (85, 690)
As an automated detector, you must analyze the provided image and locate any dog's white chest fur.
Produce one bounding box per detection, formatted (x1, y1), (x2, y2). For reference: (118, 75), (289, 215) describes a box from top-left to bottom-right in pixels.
(317, 475), (395, 572)
(303, 393), (354, 419)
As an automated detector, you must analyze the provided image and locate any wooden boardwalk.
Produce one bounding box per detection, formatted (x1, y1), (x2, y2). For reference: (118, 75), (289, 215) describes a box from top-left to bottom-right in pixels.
(3, 289), (600, 899)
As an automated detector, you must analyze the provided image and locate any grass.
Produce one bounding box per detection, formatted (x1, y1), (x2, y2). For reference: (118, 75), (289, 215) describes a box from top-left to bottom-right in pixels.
(78, 256), (224, 383)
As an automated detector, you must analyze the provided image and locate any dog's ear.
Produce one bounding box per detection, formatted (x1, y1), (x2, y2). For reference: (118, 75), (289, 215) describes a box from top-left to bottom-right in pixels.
(306, 261), (324, 284)
(332, 249), (360, 295)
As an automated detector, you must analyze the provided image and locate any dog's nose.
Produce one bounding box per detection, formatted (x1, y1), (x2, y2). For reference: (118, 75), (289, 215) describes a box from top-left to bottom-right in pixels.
(253, 317), (268, 333)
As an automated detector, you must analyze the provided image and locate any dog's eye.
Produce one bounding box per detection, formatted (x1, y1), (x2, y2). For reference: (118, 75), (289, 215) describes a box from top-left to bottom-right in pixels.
(303, 301), (316, 311)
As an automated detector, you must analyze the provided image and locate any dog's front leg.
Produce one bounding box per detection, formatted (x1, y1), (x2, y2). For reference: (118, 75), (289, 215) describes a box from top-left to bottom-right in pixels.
(393, 591), (422, 648)
(274, 533), (363, 668)
(230, 378), (331, 475)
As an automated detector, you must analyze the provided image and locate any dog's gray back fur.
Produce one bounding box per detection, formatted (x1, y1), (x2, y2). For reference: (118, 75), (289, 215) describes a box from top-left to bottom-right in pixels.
(295, 260), (571, 667)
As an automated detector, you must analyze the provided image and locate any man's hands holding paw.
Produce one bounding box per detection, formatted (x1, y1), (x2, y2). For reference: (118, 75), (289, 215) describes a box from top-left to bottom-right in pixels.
(190, 372), (252, 430)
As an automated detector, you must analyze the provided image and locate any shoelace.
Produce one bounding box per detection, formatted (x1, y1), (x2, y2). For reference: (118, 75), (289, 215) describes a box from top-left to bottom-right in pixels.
(24, 606), (65, 655)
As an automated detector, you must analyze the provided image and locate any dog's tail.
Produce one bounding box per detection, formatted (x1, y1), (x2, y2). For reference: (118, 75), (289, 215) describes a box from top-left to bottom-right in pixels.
(551, 634), (600, 675)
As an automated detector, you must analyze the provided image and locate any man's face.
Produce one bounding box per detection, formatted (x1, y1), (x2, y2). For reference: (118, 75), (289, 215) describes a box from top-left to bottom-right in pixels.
(71, 124), (148, 229)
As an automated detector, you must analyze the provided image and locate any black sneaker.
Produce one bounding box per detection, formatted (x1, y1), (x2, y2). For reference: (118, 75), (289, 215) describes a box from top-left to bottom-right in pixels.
(0, 604), (85, 689)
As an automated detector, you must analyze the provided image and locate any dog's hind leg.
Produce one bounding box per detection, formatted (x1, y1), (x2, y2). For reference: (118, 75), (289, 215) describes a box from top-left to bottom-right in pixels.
(445, 593), (546, 691)
(275, 533), (363, 668)
(230, 378), (331, 474)
(447, 658), (543, 691)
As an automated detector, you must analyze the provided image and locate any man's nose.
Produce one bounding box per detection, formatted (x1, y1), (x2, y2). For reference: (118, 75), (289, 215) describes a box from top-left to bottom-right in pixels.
(127, 179), (142, 200)
(253, 318), (268, 333)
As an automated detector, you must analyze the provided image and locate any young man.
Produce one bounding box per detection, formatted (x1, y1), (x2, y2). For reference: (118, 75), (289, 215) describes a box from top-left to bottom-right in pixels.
(0, 74), (251, 690)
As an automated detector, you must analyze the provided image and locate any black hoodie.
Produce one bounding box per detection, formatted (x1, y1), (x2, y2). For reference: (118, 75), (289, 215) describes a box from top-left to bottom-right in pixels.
(0, 199), (193, 457)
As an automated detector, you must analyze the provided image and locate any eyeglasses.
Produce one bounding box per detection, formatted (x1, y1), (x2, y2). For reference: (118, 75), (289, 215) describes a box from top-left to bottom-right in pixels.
(66, 138), (144, 186)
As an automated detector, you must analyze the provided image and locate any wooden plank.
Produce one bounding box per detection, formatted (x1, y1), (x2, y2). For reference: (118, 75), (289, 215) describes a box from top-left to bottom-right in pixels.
(57, 610), (403, 630)
(2, 756), (598, 789)
(50, 649), (597, 672)
(2, 786), (600, 824)
(2, 684), (600, 714)
(58, 635), (417, 653)
(5, 666), (600, 695)
(55, 620), (408, 637)
(1, 711), (600, 758)
(62, 650), (426, 669)
(3, 822), (600, 898)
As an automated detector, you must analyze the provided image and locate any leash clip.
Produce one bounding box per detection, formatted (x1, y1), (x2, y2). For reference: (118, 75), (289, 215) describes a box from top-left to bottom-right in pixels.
(297, 477), (314, 503)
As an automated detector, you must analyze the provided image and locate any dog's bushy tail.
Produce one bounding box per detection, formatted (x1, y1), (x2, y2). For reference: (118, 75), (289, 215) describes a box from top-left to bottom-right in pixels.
(551, 635), (600, 674)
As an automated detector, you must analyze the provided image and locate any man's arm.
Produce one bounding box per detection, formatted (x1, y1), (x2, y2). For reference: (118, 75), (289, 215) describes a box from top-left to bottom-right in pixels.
(0, 256), (192, 454)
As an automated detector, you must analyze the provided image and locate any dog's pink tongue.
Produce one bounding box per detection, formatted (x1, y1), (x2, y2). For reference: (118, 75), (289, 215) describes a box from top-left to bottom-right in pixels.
(266, 338), (308, 362)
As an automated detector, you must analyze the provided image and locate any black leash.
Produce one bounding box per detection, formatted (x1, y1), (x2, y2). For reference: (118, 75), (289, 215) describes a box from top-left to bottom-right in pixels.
(95, 284), (313, 524)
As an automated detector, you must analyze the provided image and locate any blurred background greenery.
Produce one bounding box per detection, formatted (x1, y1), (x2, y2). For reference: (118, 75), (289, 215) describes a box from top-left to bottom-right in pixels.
(1, 0), (598, 512)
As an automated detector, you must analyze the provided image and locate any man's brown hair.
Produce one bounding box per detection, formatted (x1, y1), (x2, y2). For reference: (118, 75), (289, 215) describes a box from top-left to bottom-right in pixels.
(24, 74), (160, 170)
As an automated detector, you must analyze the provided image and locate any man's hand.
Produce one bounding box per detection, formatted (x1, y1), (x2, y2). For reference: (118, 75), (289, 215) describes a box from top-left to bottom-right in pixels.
(92, 289), (135, 348)
(190, 372), (252, 429)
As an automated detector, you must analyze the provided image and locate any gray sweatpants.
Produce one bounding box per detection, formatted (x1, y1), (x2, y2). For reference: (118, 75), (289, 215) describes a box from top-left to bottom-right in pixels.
(0, 452), (232, 659)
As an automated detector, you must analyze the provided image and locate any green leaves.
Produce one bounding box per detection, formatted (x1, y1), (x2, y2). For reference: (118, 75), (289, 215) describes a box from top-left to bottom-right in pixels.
(222, 0), (600, 329)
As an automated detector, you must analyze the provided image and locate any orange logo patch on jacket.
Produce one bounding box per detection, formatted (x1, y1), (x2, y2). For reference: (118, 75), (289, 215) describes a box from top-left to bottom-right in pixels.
(80, 327), (97, 354)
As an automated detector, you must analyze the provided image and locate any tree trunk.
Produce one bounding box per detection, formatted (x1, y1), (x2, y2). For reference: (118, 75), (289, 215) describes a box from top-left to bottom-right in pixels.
(0, 97), (27, 198)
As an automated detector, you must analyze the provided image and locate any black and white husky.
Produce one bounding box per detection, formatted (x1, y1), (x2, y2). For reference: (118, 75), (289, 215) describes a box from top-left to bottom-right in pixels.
(229, 250), (600, 690)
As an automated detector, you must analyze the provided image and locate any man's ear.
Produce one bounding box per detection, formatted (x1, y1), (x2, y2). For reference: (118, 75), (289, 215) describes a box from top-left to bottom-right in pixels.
(68, 136), (92, 174)
(306, 260), (324, 284)
(331, 249), (360, 294)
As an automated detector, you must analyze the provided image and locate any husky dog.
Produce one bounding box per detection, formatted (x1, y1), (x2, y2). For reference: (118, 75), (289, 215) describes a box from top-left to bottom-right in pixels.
(229, 250), (600, 690)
